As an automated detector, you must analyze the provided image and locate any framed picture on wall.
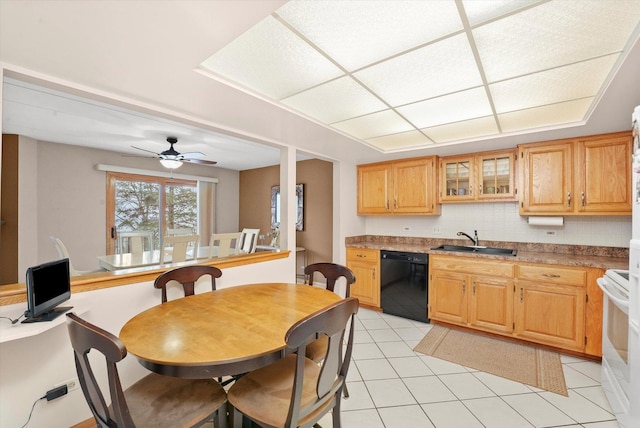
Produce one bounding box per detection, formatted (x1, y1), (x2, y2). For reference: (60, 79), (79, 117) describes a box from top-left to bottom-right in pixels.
(271, 184), (304, 231)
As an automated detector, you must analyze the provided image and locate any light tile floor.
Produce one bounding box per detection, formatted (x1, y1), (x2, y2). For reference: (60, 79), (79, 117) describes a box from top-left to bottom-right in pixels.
(317, 308), (619, 428)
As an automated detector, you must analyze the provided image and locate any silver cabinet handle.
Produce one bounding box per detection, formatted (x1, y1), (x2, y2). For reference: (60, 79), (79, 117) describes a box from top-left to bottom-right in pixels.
(581, 192), (585, 207)
(567, 191), (571, 207)
(541, 273), (561, 278)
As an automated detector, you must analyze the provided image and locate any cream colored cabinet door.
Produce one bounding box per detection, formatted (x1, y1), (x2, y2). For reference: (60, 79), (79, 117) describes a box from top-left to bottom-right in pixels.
(575, 133), (632, 214)
(393, 158), (437, 214)
(514, 281), (585, 352)
(519, 142), (573, 214)
(357, 163), (391, 214)
(429, 270), (468, 325)
(346, 248), (380, 308)
(469, 275), (514, 334)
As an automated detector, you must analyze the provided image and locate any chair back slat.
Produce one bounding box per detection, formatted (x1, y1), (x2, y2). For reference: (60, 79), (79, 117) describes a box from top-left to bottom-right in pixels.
(239, 228), (260, 254)
(160, 234), (199, 264)
(304, 263), (356, 297)
(209, 232), (242, 257)
(154, 265), (222, 303)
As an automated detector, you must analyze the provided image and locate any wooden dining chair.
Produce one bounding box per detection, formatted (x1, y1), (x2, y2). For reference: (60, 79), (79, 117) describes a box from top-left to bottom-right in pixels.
(209, 232), (242, 258)
(227, 297), (359, 428)
(154, 265), (222, 303)
(304, 262), (356, 398)
(65, 312), (228, 428)
(160, 234), (200, 264)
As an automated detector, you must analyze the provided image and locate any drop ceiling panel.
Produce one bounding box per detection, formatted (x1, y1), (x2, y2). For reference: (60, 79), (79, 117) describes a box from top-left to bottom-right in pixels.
(354, 34), (483, 107)
(281, 76), (387, 124)
(474, 1), (640, 83)
(490, 54), (619, 113)
(498, 98), (593, 132)
(199, 0), (640, 153)
(332, 109), (414, 140)
(366, 130), (433, 151)
(276, 0), (463, 71)
(199, 16), (343, 99)
(397, 87), (493, 129)
(423, 116), (500, 144)
(462, 0), (543, 26)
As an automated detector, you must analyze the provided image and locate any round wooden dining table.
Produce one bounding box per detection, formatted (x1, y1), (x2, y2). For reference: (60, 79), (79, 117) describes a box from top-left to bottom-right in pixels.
(119, 282), (342, 379)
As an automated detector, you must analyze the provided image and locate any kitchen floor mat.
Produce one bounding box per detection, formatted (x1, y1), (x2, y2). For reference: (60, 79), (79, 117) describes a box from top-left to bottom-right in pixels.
(414, 324), (568, 396)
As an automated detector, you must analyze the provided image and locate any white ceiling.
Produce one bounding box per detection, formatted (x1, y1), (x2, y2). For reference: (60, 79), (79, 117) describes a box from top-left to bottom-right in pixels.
(199, 0), (640, 151)
(2, 77), (285, 171)
(1, 0), (640, 171)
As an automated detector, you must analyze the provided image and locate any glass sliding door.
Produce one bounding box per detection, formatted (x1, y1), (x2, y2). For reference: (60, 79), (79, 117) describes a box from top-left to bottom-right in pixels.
(106, 173), (197, 255)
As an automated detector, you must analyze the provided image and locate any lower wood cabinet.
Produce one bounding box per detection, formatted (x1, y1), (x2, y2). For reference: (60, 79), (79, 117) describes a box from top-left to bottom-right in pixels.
(346, 247), (380, 308)
(514, 281), (585, 352)
(429, 255), (603, 356)
(429, 256), (515, 335)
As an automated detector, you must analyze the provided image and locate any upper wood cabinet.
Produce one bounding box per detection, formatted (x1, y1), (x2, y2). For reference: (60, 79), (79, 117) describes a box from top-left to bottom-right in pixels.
(357, 157), (439, 215)
(519, 131), (632, 215)
(439, 149), (516, 203)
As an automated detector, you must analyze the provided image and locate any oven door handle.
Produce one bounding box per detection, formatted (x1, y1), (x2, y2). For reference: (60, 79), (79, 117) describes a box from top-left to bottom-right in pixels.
(597, 278), (630, 310)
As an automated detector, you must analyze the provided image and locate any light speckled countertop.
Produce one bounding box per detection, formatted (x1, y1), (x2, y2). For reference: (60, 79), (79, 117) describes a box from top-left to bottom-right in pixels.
(346, 235), (629, 270)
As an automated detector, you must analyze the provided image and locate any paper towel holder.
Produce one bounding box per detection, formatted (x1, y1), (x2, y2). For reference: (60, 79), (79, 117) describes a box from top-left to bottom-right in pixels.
(528, 216), (564, 227)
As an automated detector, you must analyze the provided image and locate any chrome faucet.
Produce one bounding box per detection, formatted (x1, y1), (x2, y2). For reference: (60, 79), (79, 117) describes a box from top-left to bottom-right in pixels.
(457, 230), (479, 247)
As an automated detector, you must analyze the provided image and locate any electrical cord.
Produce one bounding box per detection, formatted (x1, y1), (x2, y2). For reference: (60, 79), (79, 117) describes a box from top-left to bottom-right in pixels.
(0, 314), (24, 324)
(20, 394), (46, 428)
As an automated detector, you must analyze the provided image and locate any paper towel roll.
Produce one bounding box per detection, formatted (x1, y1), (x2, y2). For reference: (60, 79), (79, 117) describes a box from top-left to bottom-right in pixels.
(528, 216), (563, 226)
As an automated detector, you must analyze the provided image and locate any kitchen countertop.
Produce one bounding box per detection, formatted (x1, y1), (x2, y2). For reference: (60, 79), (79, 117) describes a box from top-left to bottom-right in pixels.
(346, 235), (629, 270)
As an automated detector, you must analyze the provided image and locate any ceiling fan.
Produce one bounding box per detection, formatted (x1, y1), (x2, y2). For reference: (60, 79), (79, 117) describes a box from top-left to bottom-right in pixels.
(130, 137), (217, 169)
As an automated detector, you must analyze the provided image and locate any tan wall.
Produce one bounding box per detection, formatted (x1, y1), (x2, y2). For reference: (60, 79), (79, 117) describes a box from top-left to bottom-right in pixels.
(8, 138), (240, 274)
(239, 159), (333, 268)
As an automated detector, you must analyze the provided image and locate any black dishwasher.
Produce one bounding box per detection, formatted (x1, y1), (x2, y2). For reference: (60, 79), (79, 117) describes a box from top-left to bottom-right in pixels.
(380, 250), (429, 323)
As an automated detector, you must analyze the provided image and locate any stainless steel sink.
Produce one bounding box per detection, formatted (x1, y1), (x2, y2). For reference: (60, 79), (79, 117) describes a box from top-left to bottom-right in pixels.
(431, 245), (517, 256)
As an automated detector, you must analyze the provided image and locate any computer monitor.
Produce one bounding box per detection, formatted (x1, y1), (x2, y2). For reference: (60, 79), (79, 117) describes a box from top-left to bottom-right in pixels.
(23, 258), (72, 323)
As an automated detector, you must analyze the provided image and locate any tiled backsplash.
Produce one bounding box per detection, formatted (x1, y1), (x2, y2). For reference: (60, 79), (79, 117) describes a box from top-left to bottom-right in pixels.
(364, 202), (632, 248)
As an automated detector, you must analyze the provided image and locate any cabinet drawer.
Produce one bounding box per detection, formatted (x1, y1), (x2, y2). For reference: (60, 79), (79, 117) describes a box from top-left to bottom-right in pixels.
(347, 247), (379, 262)
(517, 264), (586, 286)
(430, 255), (514, 278)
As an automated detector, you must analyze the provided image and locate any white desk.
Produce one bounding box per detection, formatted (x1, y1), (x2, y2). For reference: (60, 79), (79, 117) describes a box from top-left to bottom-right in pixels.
(0, 295), (90, 343)
(97, 247), (213, 271)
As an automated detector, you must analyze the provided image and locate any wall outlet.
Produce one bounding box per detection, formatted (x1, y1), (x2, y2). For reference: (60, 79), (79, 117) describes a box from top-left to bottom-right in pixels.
(53, 378), (79, 393)
(545, 230), (557, 236)
(432, 227), (441, 235)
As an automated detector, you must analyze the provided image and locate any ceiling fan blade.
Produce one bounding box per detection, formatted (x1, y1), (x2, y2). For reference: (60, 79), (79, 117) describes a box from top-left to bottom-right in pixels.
(122, 153), (159, 159)
(183, 158), (217, 165)
(132, 145), (161, 155)
(180, 151), (205, 159)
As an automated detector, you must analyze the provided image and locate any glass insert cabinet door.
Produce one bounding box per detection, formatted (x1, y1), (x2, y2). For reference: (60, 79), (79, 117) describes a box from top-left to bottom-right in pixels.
(442, 158), (473, 199)
(478, 153), (515, 198)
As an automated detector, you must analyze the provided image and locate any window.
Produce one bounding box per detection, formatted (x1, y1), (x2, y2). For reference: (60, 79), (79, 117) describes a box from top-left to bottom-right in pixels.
(106, 173), (198, 254)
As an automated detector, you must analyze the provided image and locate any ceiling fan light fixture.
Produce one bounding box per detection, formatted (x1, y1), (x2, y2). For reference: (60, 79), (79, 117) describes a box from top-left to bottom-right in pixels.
(160, 158), (183, 169)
